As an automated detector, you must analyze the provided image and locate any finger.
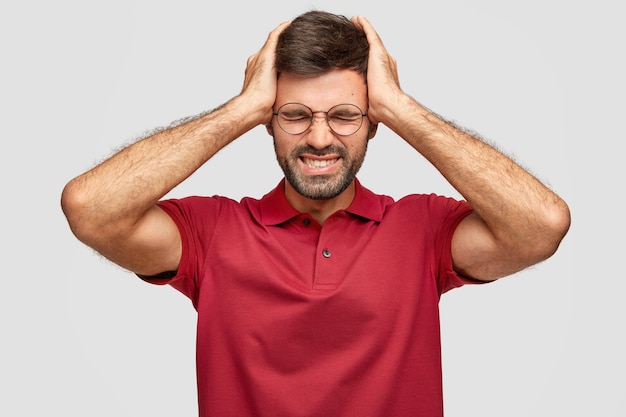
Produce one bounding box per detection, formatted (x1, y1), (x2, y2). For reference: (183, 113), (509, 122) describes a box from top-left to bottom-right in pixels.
(351, 16), (383, 46)
(264, 20), (292, 48)
(252, 20), (291, 69)
(243, 20), (291, 88)
(248, 20), (291, 64)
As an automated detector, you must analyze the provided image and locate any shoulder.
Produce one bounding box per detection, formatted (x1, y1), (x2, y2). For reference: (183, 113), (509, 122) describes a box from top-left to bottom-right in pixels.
(159, 194), (241, 213)
(382, 192), (471, 217)
(157, 195), (252, 230)
(381, 193), (472, 237)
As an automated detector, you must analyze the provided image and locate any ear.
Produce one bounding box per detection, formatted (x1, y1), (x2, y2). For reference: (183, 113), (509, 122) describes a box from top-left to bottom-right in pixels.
(265, 123), (274, 136)
(367, 123), (378, 140)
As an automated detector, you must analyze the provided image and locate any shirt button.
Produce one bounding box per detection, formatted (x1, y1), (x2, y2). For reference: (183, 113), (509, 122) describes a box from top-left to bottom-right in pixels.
(303, 218), (311, 226)
(322, 249), (331, 258)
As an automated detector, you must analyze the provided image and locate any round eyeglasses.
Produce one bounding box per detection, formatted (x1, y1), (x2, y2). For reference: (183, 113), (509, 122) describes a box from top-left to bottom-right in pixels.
(272, 103), (367, 136)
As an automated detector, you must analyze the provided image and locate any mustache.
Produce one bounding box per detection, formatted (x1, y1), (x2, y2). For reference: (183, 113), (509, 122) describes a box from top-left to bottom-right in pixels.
(290, 144), (347, 158)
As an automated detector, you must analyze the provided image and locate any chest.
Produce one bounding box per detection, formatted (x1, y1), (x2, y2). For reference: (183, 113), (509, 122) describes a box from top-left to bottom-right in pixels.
(208, 211), (436, 292)
(198, 211), (440, 339)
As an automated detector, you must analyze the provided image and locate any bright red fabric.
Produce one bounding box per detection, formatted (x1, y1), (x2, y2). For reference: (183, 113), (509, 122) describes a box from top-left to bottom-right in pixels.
(149, 178), (478, 417)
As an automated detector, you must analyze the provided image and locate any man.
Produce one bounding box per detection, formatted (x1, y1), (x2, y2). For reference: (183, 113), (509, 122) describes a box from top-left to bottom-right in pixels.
(61, 10), (570, 417)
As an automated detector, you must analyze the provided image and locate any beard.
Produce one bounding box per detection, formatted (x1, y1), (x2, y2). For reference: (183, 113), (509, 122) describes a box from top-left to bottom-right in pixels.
(276, 142), (368, 200)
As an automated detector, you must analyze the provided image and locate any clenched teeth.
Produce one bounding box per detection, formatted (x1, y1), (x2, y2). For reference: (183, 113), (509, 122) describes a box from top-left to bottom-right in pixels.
(302, 158), (338, 168)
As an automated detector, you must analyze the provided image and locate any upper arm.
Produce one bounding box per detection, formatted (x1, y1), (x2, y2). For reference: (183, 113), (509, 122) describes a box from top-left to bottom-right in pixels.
(94, 205), (182, 277)
(451, 213), (530, 282)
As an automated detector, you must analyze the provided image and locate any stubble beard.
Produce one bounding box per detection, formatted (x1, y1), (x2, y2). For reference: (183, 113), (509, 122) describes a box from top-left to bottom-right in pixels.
(277, 143), (368, 200)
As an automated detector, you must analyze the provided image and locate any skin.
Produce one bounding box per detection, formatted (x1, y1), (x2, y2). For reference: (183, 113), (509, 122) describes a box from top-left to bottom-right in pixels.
(351, 16), (570, 279)
(270, 70), (375, 223)
(61, 16), (570, 282)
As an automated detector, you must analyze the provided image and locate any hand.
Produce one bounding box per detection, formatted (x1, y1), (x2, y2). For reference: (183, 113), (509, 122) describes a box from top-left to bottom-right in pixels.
(351, 16), (403, 125)
(240, 20), (291, 125)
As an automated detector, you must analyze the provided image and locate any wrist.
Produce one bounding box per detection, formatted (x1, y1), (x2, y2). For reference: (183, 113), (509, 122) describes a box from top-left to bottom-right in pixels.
(228, 93), (274, 129)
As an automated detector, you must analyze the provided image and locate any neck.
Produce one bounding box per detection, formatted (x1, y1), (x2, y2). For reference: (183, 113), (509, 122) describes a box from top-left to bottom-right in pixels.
(284, 181), (356, 224)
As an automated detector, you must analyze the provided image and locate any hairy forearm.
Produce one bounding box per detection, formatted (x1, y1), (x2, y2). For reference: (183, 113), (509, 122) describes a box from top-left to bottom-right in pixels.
(62, 96), (256, 241)
(389, 95), (570, 253)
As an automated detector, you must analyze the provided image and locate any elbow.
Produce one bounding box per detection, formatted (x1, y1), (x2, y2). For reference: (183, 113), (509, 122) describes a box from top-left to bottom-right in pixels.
(61, 179), (86, 237)
(61, 178), (99, 245)
(530, 197), (571, 262)
(547, 197), (571, 250)
(61, 177), (144, 252)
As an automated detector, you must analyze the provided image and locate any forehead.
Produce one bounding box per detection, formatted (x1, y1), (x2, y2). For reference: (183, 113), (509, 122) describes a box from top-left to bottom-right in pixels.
(275, 69), (367, 109)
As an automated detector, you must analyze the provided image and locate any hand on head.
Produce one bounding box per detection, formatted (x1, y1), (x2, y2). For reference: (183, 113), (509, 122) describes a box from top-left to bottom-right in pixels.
(351, 15), (403, 126)
(243, 14), (404, 131)
(241, 20), (292, 126)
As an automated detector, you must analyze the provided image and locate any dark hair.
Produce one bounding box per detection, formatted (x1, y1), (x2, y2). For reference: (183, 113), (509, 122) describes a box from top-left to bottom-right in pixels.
(275, 11), (369, 77)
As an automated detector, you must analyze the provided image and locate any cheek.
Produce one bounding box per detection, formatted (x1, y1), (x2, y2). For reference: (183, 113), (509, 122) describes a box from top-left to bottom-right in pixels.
(342, 134), (369, 153)
(272, 134), (293, 159)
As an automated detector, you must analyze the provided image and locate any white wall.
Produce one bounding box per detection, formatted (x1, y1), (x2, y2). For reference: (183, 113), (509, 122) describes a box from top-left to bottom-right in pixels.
(1, 0), (622, 415)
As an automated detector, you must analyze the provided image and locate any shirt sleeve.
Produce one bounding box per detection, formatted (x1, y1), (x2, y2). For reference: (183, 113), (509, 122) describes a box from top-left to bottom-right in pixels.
(138, 196), (222, 308)
(427, 194), (491, 294)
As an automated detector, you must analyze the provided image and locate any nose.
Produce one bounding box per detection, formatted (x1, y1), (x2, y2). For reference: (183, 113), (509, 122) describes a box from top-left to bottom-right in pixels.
(305, 113), (334, 149)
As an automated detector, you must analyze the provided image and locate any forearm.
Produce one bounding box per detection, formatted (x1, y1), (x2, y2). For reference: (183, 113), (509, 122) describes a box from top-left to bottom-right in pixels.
(388, 95), (570, 253)
(354, 14), (569, 278)
(62, 95), (258, 242)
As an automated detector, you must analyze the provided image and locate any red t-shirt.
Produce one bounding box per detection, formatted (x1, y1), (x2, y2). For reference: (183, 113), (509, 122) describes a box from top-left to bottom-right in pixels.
(149, 178), (480, 416)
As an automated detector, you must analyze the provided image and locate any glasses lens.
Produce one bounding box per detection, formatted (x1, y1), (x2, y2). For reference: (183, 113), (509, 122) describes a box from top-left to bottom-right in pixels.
(275, 103), (365, 136)
(327, 104), (364, 136)
(276, 103), (313, 135)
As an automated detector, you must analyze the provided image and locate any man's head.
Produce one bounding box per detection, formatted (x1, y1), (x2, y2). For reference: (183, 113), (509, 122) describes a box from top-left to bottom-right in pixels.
(275, 11), (369, 78)
(269, 11), (376, 204)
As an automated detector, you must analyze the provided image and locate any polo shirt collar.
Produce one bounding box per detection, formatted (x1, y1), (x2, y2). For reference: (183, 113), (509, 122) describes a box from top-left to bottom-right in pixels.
(259, 178), (387, 225)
